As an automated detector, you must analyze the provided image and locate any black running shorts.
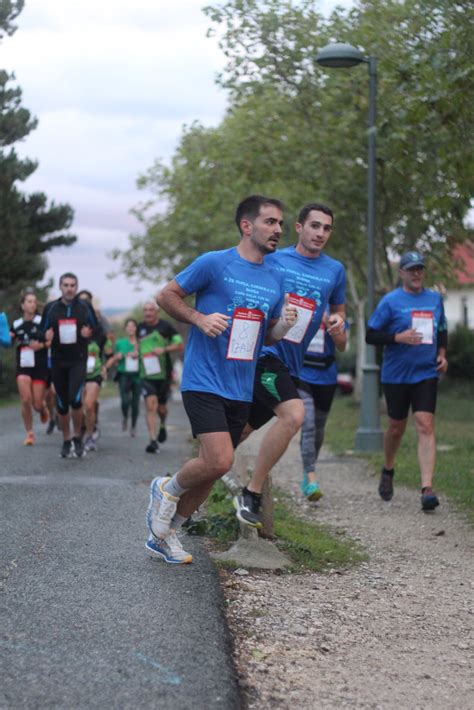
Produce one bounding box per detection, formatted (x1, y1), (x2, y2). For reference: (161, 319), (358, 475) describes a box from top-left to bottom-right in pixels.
(181, 391), (251, 448)
(383, 378), (438, 420)
(297, 381), (337, 414)
(141, 378), (169, 403)
(247, 355), (301, 431)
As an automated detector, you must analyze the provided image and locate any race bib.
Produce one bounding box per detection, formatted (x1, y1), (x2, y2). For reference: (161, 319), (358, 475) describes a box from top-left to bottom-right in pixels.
(125, 355), (139, 372)
(20, 347), (35, 368)
(283, 295), (316, 344)
(411, 310), (433, 344)
(143, 353), (161, 376)
(59, 319), (77, 344)
(227, 308), (264, 361)
(307, 324), (326, 354)
(87, 355), (96, 374)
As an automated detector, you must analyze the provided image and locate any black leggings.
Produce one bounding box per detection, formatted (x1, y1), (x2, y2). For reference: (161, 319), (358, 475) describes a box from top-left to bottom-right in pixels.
(52, 360), (87, 415)
(118, 373), (141, 427)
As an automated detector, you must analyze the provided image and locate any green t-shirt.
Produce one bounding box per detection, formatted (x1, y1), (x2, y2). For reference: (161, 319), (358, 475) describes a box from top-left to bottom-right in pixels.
(139, 330), (167, 380)
(86, 341), (103, 380)
(115, 337), (140, 377)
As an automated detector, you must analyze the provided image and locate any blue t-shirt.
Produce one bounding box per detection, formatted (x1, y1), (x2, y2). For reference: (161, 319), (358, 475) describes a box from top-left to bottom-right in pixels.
(367, 287), (447, 384)
(261, 247), (346, 376)
(299, 320), (349, 386)
(176, 247), (284, 401)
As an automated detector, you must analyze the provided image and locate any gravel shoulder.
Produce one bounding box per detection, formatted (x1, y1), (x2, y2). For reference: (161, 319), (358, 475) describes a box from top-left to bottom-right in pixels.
(222, 425), (474, 709)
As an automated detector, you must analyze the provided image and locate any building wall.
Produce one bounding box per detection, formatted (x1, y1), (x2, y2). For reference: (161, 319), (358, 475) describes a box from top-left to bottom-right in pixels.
(443, 288), (474, 330)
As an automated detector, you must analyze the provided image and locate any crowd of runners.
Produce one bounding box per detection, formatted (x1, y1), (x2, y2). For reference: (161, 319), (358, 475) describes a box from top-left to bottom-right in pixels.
(2, 194), (448, 565)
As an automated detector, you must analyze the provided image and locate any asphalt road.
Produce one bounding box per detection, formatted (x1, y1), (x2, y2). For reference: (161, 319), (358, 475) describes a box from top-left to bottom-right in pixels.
(1, 392), (240, 709)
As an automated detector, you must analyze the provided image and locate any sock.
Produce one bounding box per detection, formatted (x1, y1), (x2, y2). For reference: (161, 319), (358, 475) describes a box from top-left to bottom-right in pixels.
(382, 467), (394, 478)
(421, 486), (433, 494)
(170, 513), (188, 531)
(243, 486), (262, 500)
(164, 473), (187, 498)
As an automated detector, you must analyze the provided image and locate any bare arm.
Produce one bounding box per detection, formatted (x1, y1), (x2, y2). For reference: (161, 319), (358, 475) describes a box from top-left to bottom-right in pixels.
(157, 280), (230, 338)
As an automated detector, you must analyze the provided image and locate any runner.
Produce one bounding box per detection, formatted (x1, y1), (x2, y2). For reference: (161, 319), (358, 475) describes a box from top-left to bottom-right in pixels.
(146, 194), (298, 564)
(298, 311), (348, 501)
(366, 251), (448, 511)
(232, 202), (346, 528)
(10, 291), (50, 445)
(40, 273), (102, 458)
(138, 302), (184, 453)
(105, 318), (141, 436)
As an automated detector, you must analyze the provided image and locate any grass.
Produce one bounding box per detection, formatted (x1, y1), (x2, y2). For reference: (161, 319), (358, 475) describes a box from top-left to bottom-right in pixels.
(325, 378), (474, 523)
(196, 480), (366, 572)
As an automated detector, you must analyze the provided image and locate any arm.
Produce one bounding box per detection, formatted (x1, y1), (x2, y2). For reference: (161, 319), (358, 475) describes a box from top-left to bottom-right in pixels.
(157, 280), (230, 338)
(265, 293), (298, 345)
(436, 327), (448, 373)
(327, 304), (345, 337)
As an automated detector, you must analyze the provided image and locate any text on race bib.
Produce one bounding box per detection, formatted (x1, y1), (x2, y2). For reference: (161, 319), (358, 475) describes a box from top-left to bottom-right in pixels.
(411, 310), (433, 345)
(227, 308), (264, 361)
(283, 294), (317, 344)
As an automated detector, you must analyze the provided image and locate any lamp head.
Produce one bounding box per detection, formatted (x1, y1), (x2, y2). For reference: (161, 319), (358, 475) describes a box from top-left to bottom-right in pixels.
(316, 42), (366, 68)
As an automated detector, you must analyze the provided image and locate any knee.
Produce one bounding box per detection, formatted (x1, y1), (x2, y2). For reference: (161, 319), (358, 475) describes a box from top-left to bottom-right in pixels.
(281, 403), (305, 434)
(207, 452), (235, 480)
(387, 419), (406, 438)
(415, 416), (434, 437)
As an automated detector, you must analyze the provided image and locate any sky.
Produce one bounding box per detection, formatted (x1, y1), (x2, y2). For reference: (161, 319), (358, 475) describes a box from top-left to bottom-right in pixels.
(2, 0), (348, 309)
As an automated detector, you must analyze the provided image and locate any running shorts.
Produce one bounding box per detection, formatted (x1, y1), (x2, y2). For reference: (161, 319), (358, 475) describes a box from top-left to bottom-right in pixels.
(247, 355), (301, 431)
(141, 378), (169, 404)
(52, 360), (87, 414)
(383, 378), (438, 420)
(181, 391), (251, 449)
(297, 381), (337, 414)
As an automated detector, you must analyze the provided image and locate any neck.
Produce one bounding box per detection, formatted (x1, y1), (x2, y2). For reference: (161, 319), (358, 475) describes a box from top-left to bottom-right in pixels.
(296, 243), (320, 259)
(61, 297), (74, 306)
(403, 285), (423, 294)
(237, 240), (265, 264)
(23, 312), (35, 321)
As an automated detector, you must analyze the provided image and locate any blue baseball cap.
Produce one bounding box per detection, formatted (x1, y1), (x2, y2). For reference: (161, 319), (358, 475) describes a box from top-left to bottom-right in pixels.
(399, 251), (425, 269)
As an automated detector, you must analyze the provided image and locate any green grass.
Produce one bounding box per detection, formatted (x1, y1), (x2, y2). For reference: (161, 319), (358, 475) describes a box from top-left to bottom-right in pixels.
(197, 480), (366, 572)
(325, 379), (474, 523)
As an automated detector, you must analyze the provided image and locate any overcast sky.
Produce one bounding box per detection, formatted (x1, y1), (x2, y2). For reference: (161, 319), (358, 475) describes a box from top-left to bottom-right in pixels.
(3, 0), (348, 309)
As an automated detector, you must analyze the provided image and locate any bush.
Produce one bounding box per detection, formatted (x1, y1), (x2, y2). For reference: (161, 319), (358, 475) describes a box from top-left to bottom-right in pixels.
(447, 325), (474, 379)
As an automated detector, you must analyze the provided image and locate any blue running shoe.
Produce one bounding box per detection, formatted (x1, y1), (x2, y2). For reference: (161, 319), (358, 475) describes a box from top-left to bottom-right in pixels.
(145, 533), (192, 564)
(146, 476), (178, 540)
(421, 488), (439, 512)
(300, 473), (322, 501)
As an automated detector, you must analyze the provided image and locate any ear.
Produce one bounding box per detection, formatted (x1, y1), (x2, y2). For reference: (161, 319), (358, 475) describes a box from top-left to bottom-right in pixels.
(240, 218), (252, 236)
(295, 222), (302, 234)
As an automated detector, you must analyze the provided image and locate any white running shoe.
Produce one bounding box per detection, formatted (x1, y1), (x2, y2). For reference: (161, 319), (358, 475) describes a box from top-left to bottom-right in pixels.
(146, 476), (179, 540)
(145, 532), (193, 564)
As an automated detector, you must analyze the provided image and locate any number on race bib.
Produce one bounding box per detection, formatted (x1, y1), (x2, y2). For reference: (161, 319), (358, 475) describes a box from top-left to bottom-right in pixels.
(227, 308), (264, 361)
(283, 295), (317, 344)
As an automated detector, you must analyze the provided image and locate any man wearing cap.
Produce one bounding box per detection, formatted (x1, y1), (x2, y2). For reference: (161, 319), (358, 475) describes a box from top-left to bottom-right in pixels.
(366, 251), (448, 511)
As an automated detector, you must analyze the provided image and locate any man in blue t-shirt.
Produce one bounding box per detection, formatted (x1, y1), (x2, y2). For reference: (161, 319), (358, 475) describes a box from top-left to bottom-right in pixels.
(233, 202), (346, 528)
(143, 194), (298, 564)
(366, 251), (448, 511)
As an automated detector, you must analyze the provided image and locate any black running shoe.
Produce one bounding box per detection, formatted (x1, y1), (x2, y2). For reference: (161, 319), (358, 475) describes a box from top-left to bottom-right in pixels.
(421, 488), (439, 512)
(158, 426), (167, 443)
(72, 436), (86, 458)
(378, 468), (394, 501)
(233, 488), (263, 528)
(60, 440), (74, 458)
(46, 419), (56, 435)
(145, 440), (159, 454)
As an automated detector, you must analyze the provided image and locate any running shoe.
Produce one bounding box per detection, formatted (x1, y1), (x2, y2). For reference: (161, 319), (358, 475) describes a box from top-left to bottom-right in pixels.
(23, 431), (35, 446)
(158, 425), (167, 443)
(60, 440), (74, 458)
(40, 407), (49, 424)
(145, 532), (192, 564)
(378, 468), (394, 501)
(146, 476), (178, 539)
(84, 435), (97, 452)
(92, 425), (100, 442)
(421, 488), (439, 512)
(72, 436), (86, 458)
(46, 419), (56, 435)
(233, 488), (263, 529)
(145, 439), (159, 454)
(300, 477), (322, 501)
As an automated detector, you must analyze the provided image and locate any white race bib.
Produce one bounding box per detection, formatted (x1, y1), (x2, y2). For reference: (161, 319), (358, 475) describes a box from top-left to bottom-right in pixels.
(227, 308), (264, 361)
(20, 347), (35, 368)
(143, 354), (161, 376)
(125, 355), (139, 372)
(283, 295), (316, 344)
(87, 355), (96, 373)
(307, 324), (326, 354)
(59, 319), (77, 344)
(411, 310), (433, 345)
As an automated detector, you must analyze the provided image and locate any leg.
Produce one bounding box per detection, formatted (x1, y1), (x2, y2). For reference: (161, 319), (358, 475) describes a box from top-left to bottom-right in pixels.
(413, 411), (436, 489)
(384, 417), (408, 469)
(131, 379), (141, 430)
(145, 395), (159, 441)
(16, 376), (34, 439)
(83, 382), (100, 435)
(299, 388), (317, 476)
(248, 398), (305, 494)
(32, 381), (47, 416)
(118, 374), (130, 422)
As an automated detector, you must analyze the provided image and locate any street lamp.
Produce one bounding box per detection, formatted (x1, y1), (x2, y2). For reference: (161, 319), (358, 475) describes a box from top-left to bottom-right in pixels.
(316, 42), (383, 451)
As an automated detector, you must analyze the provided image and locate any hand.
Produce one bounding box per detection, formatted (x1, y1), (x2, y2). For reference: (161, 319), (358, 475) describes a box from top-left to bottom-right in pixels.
(46, 327), (54, 342)
(81, 325), (93, 338)
(395, 328), (423, 345)
(154, 347), (165, 356)
(436, 354), (448, 374)
(29, 339), (43, 352)
(327, 313), (344, 336)
(281, 294), (298, 327)
(195, 312), (230, 338)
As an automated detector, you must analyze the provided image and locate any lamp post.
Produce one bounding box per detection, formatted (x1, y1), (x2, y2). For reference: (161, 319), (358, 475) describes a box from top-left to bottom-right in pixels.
(316, 42), (383, 451)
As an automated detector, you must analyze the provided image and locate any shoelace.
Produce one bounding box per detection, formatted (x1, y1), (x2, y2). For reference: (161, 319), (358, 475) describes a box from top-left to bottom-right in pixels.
(157, 496), (177, 522)
(166, 532), (187, 557)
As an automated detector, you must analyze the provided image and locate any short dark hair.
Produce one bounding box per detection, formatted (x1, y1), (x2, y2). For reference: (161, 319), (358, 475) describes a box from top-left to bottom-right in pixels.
(77, 289), (93, 301)
(235, 194), (284, 235)
(297, 203), (334, 226)
(59, 272), (78, 286)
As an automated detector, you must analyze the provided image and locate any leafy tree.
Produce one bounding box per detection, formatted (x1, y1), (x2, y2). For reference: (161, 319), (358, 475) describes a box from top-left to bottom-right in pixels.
(0, 5), (76, 315)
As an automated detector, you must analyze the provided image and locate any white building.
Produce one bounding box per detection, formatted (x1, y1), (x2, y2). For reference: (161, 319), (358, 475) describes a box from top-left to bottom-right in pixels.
(443, 242), (474, 330)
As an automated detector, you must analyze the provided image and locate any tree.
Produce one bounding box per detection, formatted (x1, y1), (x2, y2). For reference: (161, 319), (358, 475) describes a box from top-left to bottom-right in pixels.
(0, 5), (76, 314)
